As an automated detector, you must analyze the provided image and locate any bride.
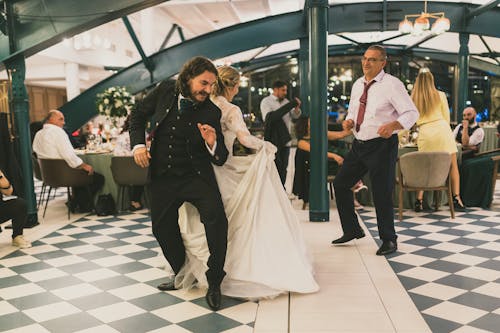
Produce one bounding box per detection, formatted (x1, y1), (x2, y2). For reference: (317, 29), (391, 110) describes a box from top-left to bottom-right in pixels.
(170, 66), (319, 299)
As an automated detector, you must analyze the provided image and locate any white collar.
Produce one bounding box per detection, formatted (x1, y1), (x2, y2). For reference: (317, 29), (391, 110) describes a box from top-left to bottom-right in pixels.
(363, 69), (385, 84)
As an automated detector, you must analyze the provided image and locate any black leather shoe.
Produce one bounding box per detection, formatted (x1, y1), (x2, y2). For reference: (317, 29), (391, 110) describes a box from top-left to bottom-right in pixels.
(376, 240), (397, 256)
(206, 287), (221, 311)
(157, 278), (176, 291)
(331, 230), (365, 244)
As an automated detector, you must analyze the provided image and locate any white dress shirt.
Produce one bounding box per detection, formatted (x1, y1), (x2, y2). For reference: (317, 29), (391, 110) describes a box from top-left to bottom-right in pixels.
(452, 122), (485, 146)
(260, 94), (301, 147)
(33, 124), (83, 169)
(347, 70), (418, 141)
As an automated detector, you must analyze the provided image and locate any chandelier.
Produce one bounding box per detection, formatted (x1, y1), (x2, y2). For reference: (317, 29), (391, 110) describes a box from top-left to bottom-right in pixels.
(398, 0), (450, 36)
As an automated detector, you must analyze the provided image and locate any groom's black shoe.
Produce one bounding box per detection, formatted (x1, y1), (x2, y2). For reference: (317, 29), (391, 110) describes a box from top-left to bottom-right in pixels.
(376, 240), (397, 256)
(157, 277), (176, 291)
(331, 230), (365, 244)
(206, 287), (221, 311)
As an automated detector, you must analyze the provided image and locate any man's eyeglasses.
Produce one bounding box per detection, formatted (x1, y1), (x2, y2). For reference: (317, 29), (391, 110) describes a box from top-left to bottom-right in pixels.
(361, 57), (385, 63)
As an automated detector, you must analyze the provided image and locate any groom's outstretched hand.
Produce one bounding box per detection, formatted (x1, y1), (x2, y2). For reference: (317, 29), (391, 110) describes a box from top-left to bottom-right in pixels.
(198, 123), (216, 149)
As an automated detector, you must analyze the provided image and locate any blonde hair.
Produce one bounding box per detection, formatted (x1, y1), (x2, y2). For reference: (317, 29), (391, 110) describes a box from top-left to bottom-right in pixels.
(411, 70), (441, 117)
(212, 66), (240, 98)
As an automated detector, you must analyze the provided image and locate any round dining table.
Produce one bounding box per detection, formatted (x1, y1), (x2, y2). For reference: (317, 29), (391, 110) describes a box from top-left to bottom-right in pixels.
(77, 150), (119, 207)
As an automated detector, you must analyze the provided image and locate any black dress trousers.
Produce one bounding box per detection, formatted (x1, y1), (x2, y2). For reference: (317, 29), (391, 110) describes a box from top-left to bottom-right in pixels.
(333, 134), (398, 242)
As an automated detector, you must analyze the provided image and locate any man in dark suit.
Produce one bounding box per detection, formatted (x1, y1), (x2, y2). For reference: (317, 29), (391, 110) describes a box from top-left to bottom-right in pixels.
(261, 81), (301, 186)
(130, 56), (229, 311)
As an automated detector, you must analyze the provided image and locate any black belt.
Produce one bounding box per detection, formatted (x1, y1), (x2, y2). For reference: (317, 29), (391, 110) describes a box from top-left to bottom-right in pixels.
(354, 134), (396, 144)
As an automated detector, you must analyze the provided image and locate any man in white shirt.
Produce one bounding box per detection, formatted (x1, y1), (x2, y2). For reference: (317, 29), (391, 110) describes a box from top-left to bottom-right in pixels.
(453, 107), (485, 158)
(331, 45), (418, 256)
(261, 80), (301, 185)
(33, 110), (103, 212)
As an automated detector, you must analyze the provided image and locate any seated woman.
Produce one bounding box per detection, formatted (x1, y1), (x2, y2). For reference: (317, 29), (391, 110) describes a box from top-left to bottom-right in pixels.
(0, 169), (32, 248)
(113, 115), (145, 211)
(411, 69), (465, 212)
(293, 117), (366, 208)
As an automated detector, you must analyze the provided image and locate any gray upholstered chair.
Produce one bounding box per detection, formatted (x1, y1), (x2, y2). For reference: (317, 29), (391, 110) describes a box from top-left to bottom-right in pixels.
(39, 158), (94, 219)
(397, 151), (454, 221)
(110, 156), (149, 211)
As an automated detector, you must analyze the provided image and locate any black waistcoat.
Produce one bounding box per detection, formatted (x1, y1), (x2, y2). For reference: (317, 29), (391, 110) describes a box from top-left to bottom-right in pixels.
(456, 124), (480, 143)
(151, 105), (194, 177)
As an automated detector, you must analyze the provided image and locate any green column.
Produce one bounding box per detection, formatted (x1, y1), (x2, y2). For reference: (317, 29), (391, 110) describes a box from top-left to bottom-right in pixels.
(457, 33), (470, 121)
(299, 37), (310, 117)
(307, 0), (329, 222)
(5, 56), (38, 225)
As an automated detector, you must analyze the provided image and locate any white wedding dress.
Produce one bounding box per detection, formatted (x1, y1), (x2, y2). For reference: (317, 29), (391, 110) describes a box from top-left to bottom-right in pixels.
(169, 95), (319, 299)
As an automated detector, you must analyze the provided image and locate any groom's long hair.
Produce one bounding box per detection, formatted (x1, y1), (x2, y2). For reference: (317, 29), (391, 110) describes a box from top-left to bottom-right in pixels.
(176, 56), (218, 99)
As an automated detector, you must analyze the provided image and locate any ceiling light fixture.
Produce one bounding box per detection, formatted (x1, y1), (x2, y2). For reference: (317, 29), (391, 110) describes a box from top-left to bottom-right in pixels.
(398, 0), (450, 36)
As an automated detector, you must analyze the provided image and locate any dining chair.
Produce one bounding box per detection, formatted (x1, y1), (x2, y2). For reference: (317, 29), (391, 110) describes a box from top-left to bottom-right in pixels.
(38, 158), (94, 219)
(31, 153), (47, 209)
(110, 156), (149, 211)
(397, 151), (454, 221)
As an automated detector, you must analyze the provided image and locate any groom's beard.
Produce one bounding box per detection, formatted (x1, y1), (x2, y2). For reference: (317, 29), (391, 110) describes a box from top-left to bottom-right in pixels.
(189, 90), (209, 104)
(468, 118), (475, 125)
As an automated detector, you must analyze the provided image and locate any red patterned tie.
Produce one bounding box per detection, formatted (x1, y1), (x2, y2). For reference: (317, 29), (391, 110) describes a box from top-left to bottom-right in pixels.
(355, 80), (376, 132)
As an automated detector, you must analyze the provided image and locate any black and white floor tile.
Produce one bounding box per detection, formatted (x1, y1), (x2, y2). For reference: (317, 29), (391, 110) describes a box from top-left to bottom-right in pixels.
(0, 211), (256, 333)
(359, 200), (500, 333)
(1, 179), (499, 332)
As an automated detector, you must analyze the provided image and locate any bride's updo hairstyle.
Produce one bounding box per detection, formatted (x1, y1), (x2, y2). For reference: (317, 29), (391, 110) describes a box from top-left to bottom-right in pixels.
(213, 66), (240, 98)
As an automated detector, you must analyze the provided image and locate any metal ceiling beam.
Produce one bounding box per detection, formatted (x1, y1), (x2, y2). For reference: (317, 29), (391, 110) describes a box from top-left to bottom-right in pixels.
(404, 34), (438, 51)
(466, 0), (500, 20)
(237, 45), (500, 77)
(122, 16), (154, 80)
(382, 0), (388, 31)
(479, 35), (500, 65)
(327, 1), (499, 38)
(52, 1), (499, 130)
(60, 10), (307, 130)
(0, 0), (169, 68)
(335, 34), (361, 46)
(377, 32), (405, 44)
(159, 23), (178, 50)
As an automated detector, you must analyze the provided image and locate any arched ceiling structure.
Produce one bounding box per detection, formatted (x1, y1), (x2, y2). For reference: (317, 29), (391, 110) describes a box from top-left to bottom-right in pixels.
(0, 0), (498, 130)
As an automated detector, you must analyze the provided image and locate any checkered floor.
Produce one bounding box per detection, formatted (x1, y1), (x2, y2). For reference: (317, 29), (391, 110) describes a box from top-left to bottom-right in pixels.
(0, 211), (256, 333)
(359, 197), (500, 332)
(0, 180), (499, 332)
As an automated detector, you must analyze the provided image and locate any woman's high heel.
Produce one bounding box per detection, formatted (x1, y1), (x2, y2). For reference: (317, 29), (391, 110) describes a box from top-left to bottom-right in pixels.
(414, 199), (423, 212)
(452, 195), (466, 212)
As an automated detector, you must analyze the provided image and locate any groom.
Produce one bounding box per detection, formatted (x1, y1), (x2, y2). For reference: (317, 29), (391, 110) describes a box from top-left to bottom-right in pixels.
(130, 56), (229, 310)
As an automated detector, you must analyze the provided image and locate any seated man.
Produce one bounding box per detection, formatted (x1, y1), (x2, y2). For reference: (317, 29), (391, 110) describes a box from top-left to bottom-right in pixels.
(33, 110), (104, 212)
(453, 107), (485, 159)
(0, 169), (32, 248)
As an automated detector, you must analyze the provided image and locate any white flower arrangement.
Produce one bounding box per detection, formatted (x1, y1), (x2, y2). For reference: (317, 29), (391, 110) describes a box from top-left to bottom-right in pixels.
(96, 86), (135, 118)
